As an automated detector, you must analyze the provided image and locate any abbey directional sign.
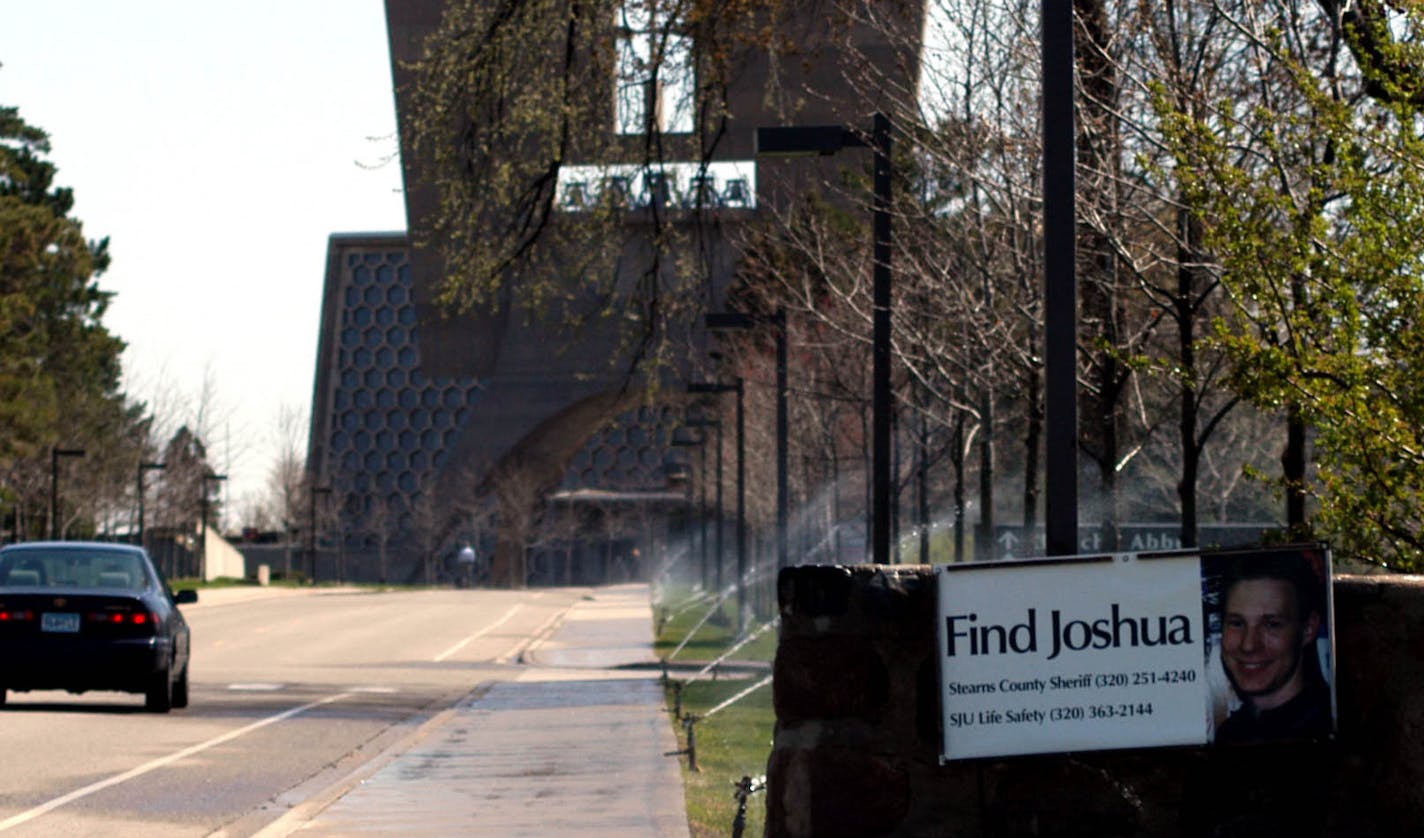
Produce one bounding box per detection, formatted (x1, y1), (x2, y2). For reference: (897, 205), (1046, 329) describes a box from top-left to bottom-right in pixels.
(936, 545), (1335, 761)
(992, 523), (1277, 559)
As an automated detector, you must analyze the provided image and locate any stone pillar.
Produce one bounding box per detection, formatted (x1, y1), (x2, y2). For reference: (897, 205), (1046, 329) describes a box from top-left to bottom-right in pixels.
(768, 566), (1424, 837)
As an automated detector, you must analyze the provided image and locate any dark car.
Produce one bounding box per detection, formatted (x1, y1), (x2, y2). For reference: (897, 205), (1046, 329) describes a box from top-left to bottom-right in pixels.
(0, 541), (197, 712)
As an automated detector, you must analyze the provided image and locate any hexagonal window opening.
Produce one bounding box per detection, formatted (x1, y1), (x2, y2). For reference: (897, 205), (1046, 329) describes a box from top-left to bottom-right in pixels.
(388, 412), (409, 431)
(376, 306), (395, 327)
(411, 450), (429, 471)
(353, 347), (373, 368)
(386, 369), (406, 388)
(353, 430), (372, 451)
(353, 307), (372, 327)
(364, 369), (382, 389)
(386, 326), (406, 347)
(399, 431), (418, 451)
(364, 327), (382, 347)
(386, 284), (407, 305)
(364, 451), (382, 471)
(411, 409), (430, 430)
(364, 285), (383, 306)
(399, 347), (417, 368)
(376, 347), (395, 368)
(353, 390), (373, 409)
(398, 472), (417, 492)
(399, 388), (418, 409)
(341, 328), (360, 348)
(352, 265), (371, 286)
(377, 390), (395, 409)
(375, 430), (394, 451)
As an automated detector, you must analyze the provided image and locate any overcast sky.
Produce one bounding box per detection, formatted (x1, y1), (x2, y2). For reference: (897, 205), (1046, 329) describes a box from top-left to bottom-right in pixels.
(1, 1), (409, 518)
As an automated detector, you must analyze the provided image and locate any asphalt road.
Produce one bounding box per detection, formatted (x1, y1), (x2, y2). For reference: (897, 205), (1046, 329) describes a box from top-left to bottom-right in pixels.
(0, 586), (586, 836)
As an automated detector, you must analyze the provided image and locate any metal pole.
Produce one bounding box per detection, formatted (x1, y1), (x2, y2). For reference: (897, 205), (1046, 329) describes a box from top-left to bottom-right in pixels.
(872, 111), (893, 565)
(736, 378), (747, 634)
(199, 473), (227, 582)
(775, 309), (789, 571)
(50, 447), (59, 540)
(200, 486), (209, 580)
(49, 447), (84, 541)
(137, 466), (146, 548)
(699, 438), (709, 590)
(715, 418), (724, 595)
(919, 392), (930, 563)
(1043, 0), (1079, 556)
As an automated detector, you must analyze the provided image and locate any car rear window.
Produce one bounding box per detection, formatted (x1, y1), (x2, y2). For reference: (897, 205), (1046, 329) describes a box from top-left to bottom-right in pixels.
(0, 549), (151, 591)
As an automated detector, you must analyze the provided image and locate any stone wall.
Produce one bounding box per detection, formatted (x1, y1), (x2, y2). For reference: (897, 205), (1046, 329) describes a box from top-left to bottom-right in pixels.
(767, 565), (1424, 837)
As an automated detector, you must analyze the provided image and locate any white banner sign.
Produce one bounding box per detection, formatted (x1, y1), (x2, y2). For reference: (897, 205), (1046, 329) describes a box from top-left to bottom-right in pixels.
(937, 546), (1336, 761)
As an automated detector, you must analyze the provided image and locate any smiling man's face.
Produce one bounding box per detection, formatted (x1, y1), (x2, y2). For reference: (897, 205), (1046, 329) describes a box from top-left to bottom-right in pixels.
(1221, 577), (1320, 711)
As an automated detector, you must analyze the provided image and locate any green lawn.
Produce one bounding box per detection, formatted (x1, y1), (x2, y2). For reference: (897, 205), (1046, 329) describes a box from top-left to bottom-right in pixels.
(655, 589), (777, 837)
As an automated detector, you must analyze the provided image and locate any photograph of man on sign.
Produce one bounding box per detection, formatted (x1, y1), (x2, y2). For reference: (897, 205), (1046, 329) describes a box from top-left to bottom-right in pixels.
(1203, 548), (1334, 744)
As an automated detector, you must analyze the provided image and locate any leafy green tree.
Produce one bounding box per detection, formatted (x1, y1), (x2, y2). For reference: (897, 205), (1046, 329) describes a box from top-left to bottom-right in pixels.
(1159, 4), (1424, 569)
(1, 103), (143, 538)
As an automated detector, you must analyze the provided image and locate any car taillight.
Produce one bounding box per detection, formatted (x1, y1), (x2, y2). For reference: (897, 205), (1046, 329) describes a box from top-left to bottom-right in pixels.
(87, 610), (159, 629)
(0, 609), (35, 622)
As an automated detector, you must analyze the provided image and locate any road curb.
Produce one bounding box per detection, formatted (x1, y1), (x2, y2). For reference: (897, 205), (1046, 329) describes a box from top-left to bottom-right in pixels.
(237, 685), (493, 838)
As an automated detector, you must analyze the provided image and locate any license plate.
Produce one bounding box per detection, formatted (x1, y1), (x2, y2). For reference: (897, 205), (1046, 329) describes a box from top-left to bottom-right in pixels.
(41, 612), (80, 633)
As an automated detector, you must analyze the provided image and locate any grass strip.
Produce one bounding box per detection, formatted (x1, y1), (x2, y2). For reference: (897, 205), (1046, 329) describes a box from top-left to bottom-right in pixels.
(655, 588), (777, 837)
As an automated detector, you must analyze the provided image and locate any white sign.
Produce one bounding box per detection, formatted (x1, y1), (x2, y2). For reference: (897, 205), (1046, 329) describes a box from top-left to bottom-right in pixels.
(937, 546), (1336, 761)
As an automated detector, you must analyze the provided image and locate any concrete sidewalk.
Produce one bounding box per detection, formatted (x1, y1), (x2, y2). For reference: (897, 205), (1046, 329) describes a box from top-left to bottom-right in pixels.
(258, 584), (689, 837)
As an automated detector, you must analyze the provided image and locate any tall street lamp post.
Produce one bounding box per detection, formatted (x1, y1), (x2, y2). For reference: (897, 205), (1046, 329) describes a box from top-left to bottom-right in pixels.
(1043, 0), (1079, 556)
(704, 309), (789, 570)
(688, 378), (746, 633)
(669, 429), (703, 586)
(309, 485), (332, 584)
(683, 416), (717, 592)
(757, 113), (893, 564)
(137, 461), (166, 550)
(685, 415), (723, 596)
(50, 447), (86, 540)
(199, 473), (228, 581)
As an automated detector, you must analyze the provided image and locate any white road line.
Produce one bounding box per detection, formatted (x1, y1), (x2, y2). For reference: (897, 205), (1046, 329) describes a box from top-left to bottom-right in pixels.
(432, 603), (522, 662)
(0, 692), (351, 833)
(229, 683), (285, 691)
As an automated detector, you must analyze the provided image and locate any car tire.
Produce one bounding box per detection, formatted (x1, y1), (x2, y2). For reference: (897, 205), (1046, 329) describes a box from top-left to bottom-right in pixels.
(172, 665), (189, 709)
(145, 666), (173, 713)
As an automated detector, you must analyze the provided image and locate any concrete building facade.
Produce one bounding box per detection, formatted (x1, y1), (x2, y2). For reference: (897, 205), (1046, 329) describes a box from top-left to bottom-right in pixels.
(306, 0), (925, 585)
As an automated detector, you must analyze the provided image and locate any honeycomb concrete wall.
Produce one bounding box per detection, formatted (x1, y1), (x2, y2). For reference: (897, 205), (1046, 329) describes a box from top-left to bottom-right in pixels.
(309, 235), (696, 581)
(308, 235), (481, 566)
(769, 566), (1424, 837)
